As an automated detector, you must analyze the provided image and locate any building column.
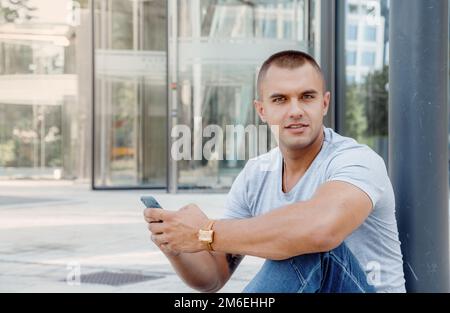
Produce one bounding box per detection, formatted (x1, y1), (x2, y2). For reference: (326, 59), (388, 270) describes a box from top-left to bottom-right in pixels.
(389, 0), (449, 292)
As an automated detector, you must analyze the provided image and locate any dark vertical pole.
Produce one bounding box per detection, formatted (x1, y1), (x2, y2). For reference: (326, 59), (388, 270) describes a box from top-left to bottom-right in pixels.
(334, 0), (346, 134)
(320, 0), (335, 129)
(389, 0), (449, 292)
(319, 0), (345, 132)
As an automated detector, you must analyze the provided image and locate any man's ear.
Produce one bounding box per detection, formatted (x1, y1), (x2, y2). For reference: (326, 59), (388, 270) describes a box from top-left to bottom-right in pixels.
(254, 100), (266, 123)
(322, 92), (331, 116)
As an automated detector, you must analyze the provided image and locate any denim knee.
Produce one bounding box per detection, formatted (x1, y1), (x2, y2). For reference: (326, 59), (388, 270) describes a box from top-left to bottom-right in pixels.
(244, 243), (375, 293)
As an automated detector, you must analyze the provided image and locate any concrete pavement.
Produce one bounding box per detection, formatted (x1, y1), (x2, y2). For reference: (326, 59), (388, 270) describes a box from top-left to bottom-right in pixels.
(0, 180), (264, 293)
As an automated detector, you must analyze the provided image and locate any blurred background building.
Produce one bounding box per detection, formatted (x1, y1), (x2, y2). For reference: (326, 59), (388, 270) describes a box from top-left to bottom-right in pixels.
(0, 0), (417, 191)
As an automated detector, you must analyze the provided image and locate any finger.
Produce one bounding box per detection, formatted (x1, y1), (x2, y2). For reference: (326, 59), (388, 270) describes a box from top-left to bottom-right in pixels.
(160, 244), (170, 254)
(147, 208), (169, 222)
(151, 233), (168, 246)
(144, 215), (161, 224)
(144, 208), (162, 223)
(148, 222), (165, 234)
(143, 208), (158, 220)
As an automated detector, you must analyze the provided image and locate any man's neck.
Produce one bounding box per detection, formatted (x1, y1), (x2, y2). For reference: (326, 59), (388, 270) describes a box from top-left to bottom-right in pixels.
(280, 129), (325, 176)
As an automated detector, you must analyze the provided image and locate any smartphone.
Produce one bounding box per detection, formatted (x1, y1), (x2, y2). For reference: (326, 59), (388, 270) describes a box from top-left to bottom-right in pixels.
(140, 196), (163, 209)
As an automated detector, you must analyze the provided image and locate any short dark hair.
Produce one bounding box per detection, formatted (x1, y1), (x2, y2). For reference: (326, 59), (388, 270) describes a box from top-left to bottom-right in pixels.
(256, 50), (325, 100)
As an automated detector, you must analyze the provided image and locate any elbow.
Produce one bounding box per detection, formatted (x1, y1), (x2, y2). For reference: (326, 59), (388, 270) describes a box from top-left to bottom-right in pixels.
(270, 224), (345, 260)
(202, 285), (222, 293)
(180, 277), (221, 293)
(314, 234), (341, 252)
(268, 237), (333, 261)
(191, 284), (218, 293)
(197, 282), (223, 293)
(191, 278), (225, 293)
(310, 225), (344, 253)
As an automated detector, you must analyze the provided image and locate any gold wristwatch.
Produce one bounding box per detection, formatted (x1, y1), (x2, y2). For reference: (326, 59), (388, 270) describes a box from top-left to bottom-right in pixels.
(198, 220), (215, 251)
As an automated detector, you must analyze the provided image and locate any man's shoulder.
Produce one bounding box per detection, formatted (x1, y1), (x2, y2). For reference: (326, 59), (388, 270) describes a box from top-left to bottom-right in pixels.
(324, 129), (393, 210)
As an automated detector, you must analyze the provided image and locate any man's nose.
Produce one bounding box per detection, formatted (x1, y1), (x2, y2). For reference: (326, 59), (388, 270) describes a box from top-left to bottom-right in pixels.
(288, 99), (305, 118)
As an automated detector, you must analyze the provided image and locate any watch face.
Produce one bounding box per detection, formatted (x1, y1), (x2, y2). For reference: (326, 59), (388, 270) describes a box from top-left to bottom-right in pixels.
(198, 230), (213, 242)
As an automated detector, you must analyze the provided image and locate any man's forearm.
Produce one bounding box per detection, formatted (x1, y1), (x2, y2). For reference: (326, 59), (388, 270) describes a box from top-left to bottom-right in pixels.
(210, 181), (372, 260)
(165, 251), (222, 292)
(212, 201), (337, 260)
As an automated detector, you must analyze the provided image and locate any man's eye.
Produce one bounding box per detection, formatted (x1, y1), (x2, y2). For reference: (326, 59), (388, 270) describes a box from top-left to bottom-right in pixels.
(273, 98), (285, 103)
(303, 94), (314, 100)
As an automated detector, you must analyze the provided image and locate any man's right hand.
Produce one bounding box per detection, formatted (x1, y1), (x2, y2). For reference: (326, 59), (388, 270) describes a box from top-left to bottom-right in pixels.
(143, 208), (240, 292)
(144, 208), (181, 257)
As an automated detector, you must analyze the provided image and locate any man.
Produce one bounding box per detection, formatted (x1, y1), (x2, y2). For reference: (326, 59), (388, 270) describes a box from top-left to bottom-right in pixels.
(144, 50), (406, 293)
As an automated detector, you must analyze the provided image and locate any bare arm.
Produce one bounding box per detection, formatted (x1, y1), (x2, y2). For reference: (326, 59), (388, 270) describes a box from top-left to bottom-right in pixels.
(211, 181), (373, 260)
(146, 212), (245, 292)
(144, 180), (372, 290)
(161, 251), (244, 292)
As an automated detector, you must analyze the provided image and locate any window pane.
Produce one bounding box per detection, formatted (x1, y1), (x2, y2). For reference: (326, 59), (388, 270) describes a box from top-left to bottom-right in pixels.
(347, 51), (357, 65)
(176, 0), (314, 189)
(362, 51), (376, 66)
(365, 26), (377, 41)
(347, 25), (358, 41)
(93, 0), (168, 187)
(0, 0), (84, 180)
(342, 0), (389, 164)
(347, 75), (356, 84)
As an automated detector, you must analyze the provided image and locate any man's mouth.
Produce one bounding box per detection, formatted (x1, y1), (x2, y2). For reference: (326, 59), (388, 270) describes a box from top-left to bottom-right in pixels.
(285, 123), (309, 129)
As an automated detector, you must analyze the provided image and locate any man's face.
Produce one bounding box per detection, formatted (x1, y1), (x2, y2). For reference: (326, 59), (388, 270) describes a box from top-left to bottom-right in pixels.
(254, 63), (330, 151)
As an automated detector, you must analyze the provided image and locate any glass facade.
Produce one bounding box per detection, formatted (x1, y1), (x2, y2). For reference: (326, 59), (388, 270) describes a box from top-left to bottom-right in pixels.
(91, 0), (317, 189)
(0, 0), (90, 180)
(1, 0), (319, 190)
(0, 0), (401, 191)
(174, 0), (313, 189)
(93, 0), (167, 188)
(342, 0), (389, 163)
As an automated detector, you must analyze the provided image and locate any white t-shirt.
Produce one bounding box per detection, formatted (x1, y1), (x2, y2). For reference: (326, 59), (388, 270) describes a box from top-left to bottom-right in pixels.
(223, 127), (406, 293)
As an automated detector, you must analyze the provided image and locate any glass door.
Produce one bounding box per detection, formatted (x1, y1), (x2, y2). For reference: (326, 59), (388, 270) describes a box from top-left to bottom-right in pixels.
(93, 0), (168, 188)
(0, 1), (79, 180)
(172, 0), (315, 189)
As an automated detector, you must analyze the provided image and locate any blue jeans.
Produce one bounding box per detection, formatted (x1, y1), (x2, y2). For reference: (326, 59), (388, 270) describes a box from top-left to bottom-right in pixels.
(243, 243), (375, 293)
